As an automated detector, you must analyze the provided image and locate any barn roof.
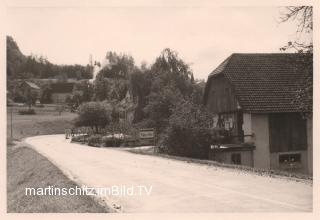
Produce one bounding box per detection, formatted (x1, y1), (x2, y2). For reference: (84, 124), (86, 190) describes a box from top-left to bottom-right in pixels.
(23, 81), (40, 90)
(204, 53), (313, 113)
(51, 83), (74, 94)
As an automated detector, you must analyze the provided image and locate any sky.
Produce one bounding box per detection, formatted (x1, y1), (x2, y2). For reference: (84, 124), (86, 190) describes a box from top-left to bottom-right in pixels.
(6, 6), (305, 80)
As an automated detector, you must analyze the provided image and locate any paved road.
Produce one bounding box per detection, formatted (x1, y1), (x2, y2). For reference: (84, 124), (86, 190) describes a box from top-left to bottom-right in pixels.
(25, 135), (312, 213)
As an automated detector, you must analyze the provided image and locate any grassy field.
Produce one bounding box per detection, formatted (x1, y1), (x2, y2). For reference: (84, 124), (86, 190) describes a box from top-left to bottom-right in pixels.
(7, 106), (111, 213)
(7, 106), (76, 140)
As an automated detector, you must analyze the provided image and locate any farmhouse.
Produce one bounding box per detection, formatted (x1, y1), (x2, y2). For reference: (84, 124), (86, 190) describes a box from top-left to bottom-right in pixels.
(50, 82), (75, 103)
(19, 81), (41, 101)
(204, 53), (312, 174)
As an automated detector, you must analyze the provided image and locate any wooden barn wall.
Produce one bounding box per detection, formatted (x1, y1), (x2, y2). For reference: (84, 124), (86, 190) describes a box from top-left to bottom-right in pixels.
(269, 113), (307, 153)
(206, 75), (239, 114)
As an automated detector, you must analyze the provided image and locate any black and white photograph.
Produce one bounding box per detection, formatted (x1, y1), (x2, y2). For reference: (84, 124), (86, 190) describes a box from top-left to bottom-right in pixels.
(1, 0), (318, 218)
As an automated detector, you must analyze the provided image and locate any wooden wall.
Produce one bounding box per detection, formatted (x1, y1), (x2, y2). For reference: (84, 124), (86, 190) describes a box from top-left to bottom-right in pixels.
(206, 75), (239, 114)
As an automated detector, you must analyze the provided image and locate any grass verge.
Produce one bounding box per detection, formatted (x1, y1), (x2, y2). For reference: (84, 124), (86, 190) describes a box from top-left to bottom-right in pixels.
(7, 108), (112, 212)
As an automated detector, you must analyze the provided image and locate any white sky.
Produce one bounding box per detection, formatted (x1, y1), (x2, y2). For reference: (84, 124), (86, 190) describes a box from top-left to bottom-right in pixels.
(6, 6), (306, 80)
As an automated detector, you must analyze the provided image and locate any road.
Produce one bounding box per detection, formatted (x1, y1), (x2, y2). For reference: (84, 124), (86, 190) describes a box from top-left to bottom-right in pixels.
(25, 135), (312, 213)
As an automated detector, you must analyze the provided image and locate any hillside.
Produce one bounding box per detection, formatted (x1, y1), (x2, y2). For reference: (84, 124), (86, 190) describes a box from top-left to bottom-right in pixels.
(6, 36), (93, 80)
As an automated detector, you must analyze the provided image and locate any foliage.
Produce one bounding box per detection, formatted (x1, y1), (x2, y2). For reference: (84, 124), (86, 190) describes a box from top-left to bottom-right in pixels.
(161, 99), (213, 158)
(74, 102), (111, 132)
(143, 48), (202, 133)
(98, 51), (135, 79)
(279, 6), (312, 53)
(40, 83), (52, 104)
(18, 109), (36, 115)
(279, 7), (313, 117)
(93, 52), (134, 102)
(88, 134), (102, 147)
(144, 86), (182, 132)
(101, 135), (123, 147)
(25, 89), (38, 110)
(129, 68), (152, 122)
(7, 36), (93, 80)
(65, 81), (94, 110)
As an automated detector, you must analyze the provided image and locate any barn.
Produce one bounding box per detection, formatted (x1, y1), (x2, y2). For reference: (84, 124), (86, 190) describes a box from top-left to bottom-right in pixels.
(19, 81), (41, 102)
(203, 53), (312, 174)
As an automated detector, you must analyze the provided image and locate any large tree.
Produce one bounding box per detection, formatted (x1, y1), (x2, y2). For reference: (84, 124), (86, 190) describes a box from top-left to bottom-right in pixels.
(279, 6), (313, 116)
(280, 6), (313, 53)
(75, 102), (111, 132)
(94, 51), (134, 101)
(142, 48), (200, 132)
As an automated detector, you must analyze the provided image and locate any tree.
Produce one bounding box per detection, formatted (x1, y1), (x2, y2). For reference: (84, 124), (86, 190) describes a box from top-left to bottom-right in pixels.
(143, 48), (198, 133)
(279, 6), (312, 53)
(279, 7), (313, 116)
(162, 98), (213, 158)
(40, 84), (52, 104)
(93, 51), (135, 102)
(129, 68), (152, 122)
(75, 102), (111, 133)
(7, 36), (94, 80)
(25, 89), (38, 110)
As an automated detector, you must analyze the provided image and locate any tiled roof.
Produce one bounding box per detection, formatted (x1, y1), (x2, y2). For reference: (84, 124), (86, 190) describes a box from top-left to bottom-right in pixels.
(205, 53), (313, 113)
(24, 81), (40, 90)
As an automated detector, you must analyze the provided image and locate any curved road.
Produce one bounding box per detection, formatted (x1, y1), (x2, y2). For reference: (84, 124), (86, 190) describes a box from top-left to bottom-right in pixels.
(25, 135), (312, 212)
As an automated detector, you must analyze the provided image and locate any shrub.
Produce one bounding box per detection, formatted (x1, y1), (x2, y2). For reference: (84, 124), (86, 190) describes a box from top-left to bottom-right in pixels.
(71, 135), (88, 143)
(102, 135), (123, 147)
(163, 126), (212, 159)
(88, 134), (102, 147)
(75, 102), (111, 133)
(162, 99), (213, 159)
(18, 109), (36, 115)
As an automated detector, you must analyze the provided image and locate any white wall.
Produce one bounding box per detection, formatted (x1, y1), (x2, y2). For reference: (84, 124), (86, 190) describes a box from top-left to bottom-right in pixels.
(251, 114), (270, 169)
(242, 113), (252, 143)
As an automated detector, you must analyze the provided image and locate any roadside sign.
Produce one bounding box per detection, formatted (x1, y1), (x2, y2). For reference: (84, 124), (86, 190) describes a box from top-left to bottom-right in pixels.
(139, 128), (155, 139)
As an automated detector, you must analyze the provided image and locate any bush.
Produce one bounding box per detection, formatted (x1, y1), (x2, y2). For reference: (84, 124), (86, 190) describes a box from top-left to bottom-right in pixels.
(102, 135), (123, 147)
(88, 134), (102, 147)
(163, 126), (212, 159)
(71, 135), (88, 143)
(75, 102), (111, 132)
(162, 99), (213, 159)
(18, 109), (36, 115)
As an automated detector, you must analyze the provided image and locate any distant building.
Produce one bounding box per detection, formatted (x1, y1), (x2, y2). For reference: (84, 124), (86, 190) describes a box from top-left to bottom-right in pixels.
(204, 53), (312, 174)
(19, 81), (41, 101)
(50, 83), (75, 103)
(118, 90), (136, 124)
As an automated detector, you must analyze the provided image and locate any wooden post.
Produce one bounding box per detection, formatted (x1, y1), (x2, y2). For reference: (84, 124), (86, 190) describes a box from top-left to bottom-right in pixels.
(153, 128), (156, 153)
(10, 107), (13, 139)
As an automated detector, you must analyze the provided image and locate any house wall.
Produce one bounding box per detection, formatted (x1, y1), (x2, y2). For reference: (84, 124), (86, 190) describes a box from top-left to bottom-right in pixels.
(206, 75), (243, 142)
(51, 93), (71, 103)
(206, 75), (238, 113)
(270, 150), (308, 174)
(307, 116), (313, 174)
(242, 113), (253, 143)
(251, 114), (270, 169)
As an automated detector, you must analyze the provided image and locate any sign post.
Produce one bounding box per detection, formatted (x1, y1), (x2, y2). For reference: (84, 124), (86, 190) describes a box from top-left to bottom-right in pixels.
(139, 128), (155, 151)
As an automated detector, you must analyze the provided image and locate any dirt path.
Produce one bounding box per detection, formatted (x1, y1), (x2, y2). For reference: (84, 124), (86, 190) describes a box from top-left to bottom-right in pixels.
(26, 135), (312, 213)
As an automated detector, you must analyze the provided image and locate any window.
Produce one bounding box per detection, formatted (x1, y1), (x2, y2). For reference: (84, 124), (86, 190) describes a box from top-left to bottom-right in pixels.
(231, 153), (241, 165)
(279, 153), (301, 163)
